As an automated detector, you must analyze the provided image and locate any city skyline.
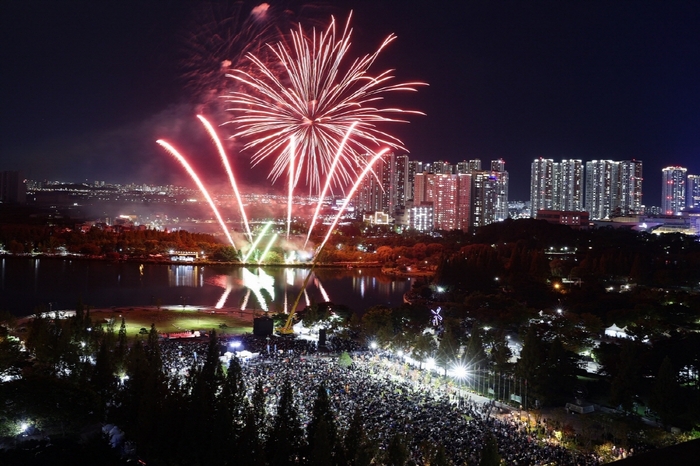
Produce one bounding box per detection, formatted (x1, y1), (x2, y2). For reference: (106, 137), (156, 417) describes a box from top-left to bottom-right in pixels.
(2, 0), (700, 203)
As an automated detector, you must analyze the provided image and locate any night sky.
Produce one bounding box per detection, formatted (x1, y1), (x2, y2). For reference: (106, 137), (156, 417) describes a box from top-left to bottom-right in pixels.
(2, 0), (700, 204)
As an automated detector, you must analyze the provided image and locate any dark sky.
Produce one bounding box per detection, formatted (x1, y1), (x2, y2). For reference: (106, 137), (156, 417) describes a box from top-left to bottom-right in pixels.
(2, 0), (700, 204)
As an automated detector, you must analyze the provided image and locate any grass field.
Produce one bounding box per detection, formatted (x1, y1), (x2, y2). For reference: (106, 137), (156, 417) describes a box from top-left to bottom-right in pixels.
(90, 307), (254, 339)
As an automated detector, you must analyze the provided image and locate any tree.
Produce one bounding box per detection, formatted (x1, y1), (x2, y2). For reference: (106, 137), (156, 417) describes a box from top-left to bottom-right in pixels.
(344, 408), (376, 466)
(610, 340), (642, 412)
(338, 351), (354, 369)
(145, 323), (162, 371)
(437, 324), (460, 377)
(479, 433), (501, 466)
(213, 245), (239, 262)
(238, 406), (266, 466)
(92, 338), (116, 400)
(412, 333), (437, 370)
(267, 378), (304, 465)
(115, 317), (128, 372)
(465, 326), (487, 366)
(431, 443), (451, 466)
(490, 331), (512, 372)
(306, 383), (339, 465)
(190, 330), (225, 463)
(515, 327), (545, 408)
(649, 356), (679, 426)
(361, 306), (394, 346)
(0, 330), (23, 379)
(541, 338), (579, 405)
(217, 356), (246, 452)
(384, 432), (409, 466)
(251, 378), (267, 433)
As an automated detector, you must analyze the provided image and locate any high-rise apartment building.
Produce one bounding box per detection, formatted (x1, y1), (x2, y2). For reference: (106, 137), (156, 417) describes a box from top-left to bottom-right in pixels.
(530, 158), (583, 217)
(413, 173), (471, 231)
(471, 171), (496, 229)
(355, 152), (397, 215)
(406, 160), (422, 202)
(394, 154), (410, 209)
(662, 166), (687, 215)
(618, 160), (643, 215)
(585, 160), (618, 219)
(530, 158), (555, 216)
(490, 160), (509, 222)
(558, 159), (583, 211)
(491, 159), (506, 172)
(687, 174), (700, 209)
(430, 160), (453, 175)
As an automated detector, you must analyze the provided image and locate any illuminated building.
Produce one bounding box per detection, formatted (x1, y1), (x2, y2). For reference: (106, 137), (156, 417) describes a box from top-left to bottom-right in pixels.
(618, 160), (643, 215)
(429, 160), (453, 174)
(395, 154), (410, 209)
(413, 173), (471, 231)
(585, 160), (617, 219)
(530, 158), (555, 216)
(406, 160), (422, 202)
(536, 210), (590, 228)
(408, 202), (434, 232)
(661, 166), (687, 215)
(687, 174), (700, 209)
(355, 151), (397, 215)
(558, 159), (583, 212)
(489, 159), (508, 223)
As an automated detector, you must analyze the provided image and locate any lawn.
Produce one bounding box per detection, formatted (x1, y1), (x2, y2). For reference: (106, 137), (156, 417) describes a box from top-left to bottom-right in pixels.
(90, 307), (253, 340)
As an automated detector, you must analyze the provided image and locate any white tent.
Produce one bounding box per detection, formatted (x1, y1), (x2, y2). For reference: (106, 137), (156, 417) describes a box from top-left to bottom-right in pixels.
(605, 323), (629, 339)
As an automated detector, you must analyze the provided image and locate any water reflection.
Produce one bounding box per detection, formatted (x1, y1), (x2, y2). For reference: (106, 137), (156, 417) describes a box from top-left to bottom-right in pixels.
(168, 265), (201, 288)
(1, 258), (412, 316)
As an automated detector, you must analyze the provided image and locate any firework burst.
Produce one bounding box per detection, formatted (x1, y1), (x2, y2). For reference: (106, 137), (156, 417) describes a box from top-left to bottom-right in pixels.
(224, 13), (425, 195)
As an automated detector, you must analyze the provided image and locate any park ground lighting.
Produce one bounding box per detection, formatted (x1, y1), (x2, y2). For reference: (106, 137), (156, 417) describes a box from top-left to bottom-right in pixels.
(230, 341), (242, 349)
(370, 341), (378, 350)
(450, 362), (468, 381)
(18, 421), (31, 435)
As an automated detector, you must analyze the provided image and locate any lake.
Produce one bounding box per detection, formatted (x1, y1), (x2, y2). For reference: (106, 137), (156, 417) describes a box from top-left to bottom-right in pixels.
(0, 257), (414, 317)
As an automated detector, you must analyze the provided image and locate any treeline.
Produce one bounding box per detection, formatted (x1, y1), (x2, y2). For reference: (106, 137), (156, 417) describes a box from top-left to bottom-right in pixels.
(0, 224), (228, 258)
(434, 219), (700, 296)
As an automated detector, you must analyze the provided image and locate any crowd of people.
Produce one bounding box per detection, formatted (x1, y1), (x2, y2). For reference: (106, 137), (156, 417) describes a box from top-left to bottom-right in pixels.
(158, 334), (601, 465)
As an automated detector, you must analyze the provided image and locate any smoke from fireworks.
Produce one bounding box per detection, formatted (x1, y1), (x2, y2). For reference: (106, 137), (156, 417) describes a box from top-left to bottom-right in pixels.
(224, 13), (425, 195)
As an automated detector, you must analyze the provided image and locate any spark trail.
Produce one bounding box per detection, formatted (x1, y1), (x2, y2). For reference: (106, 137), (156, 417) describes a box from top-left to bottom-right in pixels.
(196, 114), (252, 242)
(243, 221), (273, 263)
(258, 233), (278, 264)
(287, 136), (296, 240)
(304, 121), (357, 248)
(156, 140), (237, 250)
(315, 148), (389, 258)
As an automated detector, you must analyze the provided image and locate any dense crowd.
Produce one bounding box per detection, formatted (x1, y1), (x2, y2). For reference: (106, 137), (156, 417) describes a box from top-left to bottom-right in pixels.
(158, 334), (600, 465)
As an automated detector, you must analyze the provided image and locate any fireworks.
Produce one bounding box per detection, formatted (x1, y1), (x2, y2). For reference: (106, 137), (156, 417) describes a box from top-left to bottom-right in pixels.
(197, 115), (252, 242)
(182, 2), (282, 113)
(155, 139), (238, 250)
(224, 13), (425, 195)
(158, 10), (424, 281)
